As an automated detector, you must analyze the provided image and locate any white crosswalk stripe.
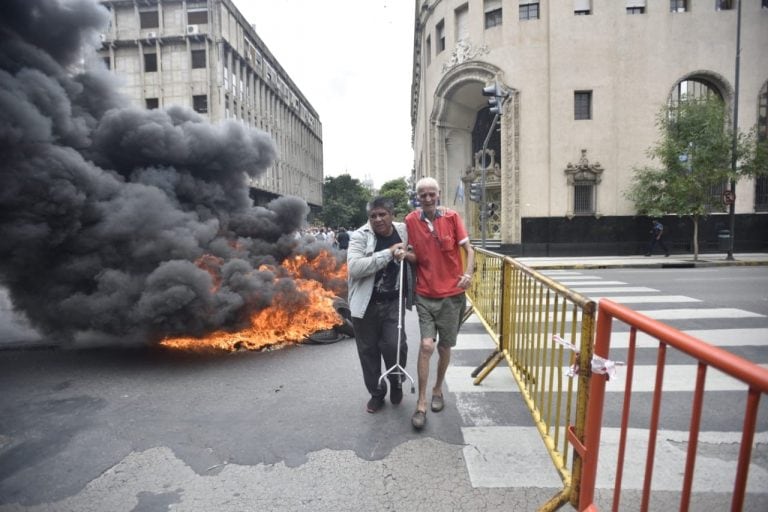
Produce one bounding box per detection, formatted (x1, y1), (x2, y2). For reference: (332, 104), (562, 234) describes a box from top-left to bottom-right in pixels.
(573, 286), (658, 293)
(453, 270), (768, 495)
(592, 295), (700, 303)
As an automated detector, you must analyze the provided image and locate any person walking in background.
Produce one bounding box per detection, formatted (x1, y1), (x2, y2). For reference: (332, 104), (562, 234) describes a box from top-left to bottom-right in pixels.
(405, 177), (474, 430)
(646, 219), (669, 257)
(336, 227), (350, 250)
(347, 197), (416, 413)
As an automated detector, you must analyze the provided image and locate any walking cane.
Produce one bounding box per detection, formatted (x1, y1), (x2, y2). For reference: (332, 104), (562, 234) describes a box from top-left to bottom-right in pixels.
(378, 257), (416, 395)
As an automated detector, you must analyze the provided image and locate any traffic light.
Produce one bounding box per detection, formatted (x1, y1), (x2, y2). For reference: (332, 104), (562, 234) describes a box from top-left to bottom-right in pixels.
(486, 202), (497, 217)
(482, 81), (508, 115)
(468, 181), (482, 202)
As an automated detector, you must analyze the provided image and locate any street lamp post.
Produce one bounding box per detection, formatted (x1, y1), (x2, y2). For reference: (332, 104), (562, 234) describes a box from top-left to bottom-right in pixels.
(726, 0), (742, 261)
(480, 81), (508, 249)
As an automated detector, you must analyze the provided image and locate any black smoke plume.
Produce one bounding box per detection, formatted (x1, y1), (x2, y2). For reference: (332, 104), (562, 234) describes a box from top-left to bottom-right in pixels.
(0, 0), (338, 346)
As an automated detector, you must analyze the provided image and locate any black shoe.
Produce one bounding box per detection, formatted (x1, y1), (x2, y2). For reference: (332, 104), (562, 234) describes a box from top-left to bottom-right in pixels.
(366, 396), (385, 413)
(390, 385), (403, 405)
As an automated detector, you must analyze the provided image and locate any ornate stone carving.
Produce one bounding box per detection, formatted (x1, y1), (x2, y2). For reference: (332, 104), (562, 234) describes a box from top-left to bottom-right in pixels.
(442, 39), (490, 73)
(564, 149), (604, 185)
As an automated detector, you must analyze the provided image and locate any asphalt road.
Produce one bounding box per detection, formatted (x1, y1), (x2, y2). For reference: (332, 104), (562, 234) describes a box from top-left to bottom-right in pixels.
(0, 311), (559, 511)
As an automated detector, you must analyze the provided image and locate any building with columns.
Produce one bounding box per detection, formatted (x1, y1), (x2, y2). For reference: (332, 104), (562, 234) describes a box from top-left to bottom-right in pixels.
(411, 0), (768, 255)
(98, 0), (323, 211)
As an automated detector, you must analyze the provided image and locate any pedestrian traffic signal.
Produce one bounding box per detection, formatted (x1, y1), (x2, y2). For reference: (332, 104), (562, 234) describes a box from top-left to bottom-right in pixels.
(486, 202), (497, 217)
(482, 81), (508, 116)
(469, 181), (482, 202)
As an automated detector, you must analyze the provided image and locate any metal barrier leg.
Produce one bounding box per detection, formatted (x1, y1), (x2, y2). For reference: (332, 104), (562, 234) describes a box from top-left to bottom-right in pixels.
(472, 350), (505, 384)
(471, 350), (501, 378)
(460, 305), (474, 326)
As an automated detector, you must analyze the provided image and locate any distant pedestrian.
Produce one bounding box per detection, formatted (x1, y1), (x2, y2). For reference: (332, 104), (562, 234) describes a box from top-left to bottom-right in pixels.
(337, 227), (350, 250)
(645, 219), (669, 257)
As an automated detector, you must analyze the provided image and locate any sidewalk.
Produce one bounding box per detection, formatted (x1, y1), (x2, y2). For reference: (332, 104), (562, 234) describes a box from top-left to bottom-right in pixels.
(515, 252), (768, 270)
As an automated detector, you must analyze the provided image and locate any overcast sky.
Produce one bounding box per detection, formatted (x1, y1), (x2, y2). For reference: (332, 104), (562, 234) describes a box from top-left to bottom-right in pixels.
(233, 0), (415, 190)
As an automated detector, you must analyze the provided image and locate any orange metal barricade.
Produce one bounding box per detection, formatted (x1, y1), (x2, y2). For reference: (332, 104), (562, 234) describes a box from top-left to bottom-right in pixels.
(574, 298), (768, 511)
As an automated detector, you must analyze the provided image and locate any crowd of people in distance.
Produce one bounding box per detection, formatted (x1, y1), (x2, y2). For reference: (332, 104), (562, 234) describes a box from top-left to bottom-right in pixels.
(298, 226), (351, 250)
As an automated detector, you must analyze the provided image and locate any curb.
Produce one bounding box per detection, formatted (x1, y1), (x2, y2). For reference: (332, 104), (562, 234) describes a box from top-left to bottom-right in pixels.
(524, 259), (768, 271)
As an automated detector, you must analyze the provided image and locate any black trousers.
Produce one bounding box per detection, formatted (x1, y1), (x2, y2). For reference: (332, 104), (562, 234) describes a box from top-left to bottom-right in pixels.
(352, 299), (408, 398)
(648, 236), (669, 255)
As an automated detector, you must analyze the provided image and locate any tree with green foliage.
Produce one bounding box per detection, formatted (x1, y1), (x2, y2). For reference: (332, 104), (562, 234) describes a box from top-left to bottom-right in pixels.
(378, 178), (411, 220)
(319, 174), (371, 229)
(625, 96), (766, 260)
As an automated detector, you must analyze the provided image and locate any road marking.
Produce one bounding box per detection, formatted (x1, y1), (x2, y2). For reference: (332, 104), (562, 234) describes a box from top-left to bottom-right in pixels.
(594, 428), (768, 492)
(609, 328), (768, 348)
(636, 308), (765, 320)
(462, 426), (768, 492)
(456, 333), (497, 350)
(469, 307), (764, 323)
(462, 427), (562, 487)
(591, 295), (701, 304)
(447, 364), (768, 393)
(549, 328), (768, 348)
(559, 280), (627, 286)
(540, 275), (600, 280)
(447, 367), (517, 392)
(573, 286), (659, 293)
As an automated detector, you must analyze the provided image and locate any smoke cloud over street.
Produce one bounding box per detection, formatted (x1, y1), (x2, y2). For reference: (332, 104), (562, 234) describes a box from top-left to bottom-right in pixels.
(0, 0), (336, 346)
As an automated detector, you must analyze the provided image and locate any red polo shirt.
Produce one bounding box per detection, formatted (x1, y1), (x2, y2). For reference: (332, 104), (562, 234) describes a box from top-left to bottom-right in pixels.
(405, 208), (469, 298)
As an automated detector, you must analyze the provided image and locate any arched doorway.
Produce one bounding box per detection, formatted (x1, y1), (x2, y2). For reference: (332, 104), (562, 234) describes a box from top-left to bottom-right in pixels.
(429, 62), (519, 244)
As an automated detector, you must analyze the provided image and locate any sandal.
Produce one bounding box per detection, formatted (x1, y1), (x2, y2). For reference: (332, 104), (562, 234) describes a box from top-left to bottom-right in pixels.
(430, 394), (444, 412)
(411, 409), (427, 429)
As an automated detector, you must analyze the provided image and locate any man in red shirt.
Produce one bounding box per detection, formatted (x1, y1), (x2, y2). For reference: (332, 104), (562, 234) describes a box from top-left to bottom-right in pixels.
(405, 177), (474, 429)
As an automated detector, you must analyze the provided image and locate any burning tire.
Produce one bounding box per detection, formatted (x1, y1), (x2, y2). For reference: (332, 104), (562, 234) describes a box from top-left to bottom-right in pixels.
(305, 297), (354, 344)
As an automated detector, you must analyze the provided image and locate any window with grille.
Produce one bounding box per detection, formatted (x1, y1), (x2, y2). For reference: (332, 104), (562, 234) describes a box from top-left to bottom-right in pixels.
(192, 95), (208, 114)
(139, 10), (159, 29)
(574, 91), (592, 120)
(755, 177), (768, 211)
(757, 82), (768, 210)
(145, 98), (159, 109)
(670, 0), (687, 12)
(191, 49), (206, 69)
(627, 7), (645, 14)
(574, 184), (594, 214)
(709, 182), (727, 212)
(143, 53), (157, 72)
(436, 20), (445, 53)
(520, 2), (540, 20)
(485, 0), (502, 28)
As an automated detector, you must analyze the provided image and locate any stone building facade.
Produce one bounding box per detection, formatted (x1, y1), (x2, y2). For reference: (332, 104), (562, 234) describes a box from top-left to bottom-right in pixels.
(98, 0), (323, 210)
(411, 0), (768, 255)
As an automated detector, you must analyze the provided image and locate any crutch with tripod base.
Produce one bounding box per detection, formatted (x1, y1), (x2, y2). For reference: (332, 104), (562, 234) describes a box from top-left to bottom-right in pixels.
(378, 257), (415, 395)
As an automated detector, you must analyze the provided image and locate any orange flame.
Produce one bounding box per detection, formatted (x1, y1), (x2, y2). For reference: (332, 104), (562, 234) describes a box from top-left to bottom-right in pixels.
(160, 251), (347, 352)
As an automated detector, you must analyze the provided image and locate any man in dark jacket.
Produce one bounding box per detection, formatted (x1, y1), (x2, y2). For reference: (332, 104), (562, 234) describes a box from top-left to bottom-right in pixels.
(646, 219), (669, 257)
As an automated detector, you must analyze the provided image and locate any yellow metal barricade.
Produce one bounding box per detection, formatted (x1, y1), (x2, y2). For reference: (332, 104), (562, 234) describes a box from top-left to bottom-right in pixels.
(466, 248), (596, 511)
